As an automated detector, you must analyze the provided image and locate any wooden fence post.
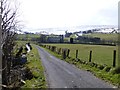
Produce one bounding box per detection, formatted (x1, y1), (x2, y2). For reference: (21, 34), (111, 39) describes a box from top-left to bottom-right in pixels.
(58, 48), (61, 54)
(48, 46), (50, 49)
(62, 49), (66, 59)
(89, 50), (92, 62)
(76, 50), (78, 59)
(67, 49), (70, 57)
(113, 50), (116, 67)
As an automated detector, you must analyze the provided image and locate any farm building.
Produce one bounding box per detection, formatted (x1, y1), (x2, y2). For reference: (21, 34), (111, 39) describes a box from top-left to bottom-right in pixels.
(47, 35), (64, 43)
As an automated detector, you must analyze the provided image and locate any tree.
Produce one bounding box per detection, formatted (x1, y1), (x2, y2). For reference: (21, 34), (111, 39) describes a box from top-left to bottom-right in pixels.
(1, 0), (20, 87)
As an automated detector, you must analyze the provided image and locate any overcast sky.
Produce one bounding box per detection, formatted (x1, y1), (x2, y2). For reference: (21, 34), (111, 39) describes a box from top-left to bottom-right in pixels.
(18, 0), (119, 33)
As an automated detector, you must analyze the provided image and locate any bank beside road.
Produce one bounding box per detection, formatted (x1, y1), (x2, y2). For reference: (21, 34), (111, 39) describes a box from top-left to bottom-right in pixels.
(21, 44), (47, 88)
(12, 41), (47, 89)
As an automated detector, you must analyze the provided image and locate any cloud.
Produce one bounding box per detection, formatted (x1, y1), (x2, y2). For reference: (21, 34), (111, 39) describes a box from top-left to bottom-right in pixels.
(18, 0), (119, 30)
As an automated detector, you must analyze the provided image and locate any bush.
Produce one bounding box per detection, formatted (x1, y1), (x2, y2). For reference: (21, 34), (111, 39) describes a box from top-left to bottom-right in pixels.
(97, 65), (105, 70)
(88, 62), (93, 67)
(75, 58), (80, 62)
(79, 59), (83, 64)
(82, 61), (86, 64)
(94, 63), (98, 68)
(104, 66), (111, 72)
(111, 67), (120, 74)
(88, 62), (97, 67)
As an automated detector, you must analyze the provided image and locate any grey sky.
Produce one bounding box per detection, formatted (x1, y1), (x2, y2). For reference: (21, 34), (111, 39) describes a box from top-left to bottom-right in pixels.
(18, 0), (119, 34)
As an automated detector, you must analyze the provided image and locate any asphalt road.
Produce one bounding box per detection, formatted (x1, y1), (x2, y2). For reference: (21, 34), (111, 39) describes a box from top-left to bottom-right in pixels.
(36, 46), (114, 88)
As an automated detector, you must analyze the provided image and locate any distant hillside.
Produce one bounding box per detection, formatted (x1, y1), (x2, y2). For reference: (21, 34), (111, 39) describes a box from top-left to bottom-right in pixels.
(16, 34), (40, 41)
(83, 33), (118, 42)
(68, 28), (118, 42)
(73, 28), (118, 35)
(64, 28), (118, 44)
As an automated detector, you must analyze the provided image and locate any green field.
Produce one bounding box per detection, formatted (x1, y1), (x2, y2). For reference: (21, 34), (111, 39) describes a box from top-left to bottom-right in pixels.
(44, 44), (118, 67)
(83, 33), (118, 42)
(17, 34), (40, 41)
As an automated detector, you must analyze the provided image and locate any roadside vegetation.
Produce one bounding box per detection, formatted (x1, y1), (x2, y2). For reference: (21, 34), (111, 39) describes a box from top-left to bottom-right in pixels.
(40, 44), (120, 88)
(16, 41), (47, 89)
(1, 0), (21, 88)
(22, 44), (46, 88)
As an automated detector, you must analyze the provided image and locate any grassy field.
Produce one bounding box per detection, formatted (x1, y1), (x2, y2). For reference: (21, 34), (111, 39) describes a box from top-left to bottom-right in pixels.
(83, 33), (118, 42)
(17, 34), (40, 38)
(17, 34), (40, 41)
(44, 44), (118, 67)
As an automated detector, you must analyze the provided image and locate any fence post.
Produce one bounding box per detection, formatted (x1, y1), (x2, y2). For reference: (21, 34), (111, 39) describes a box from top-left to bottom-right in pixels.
(62, 49), (67, 59)
(57, 48), (61, 54)
(113, 50), (116, 67)
(48, 46), (50, 49)
(89, 50), (92, 62)
(76, 50), (78, 59)
(67, 49), (70, 57)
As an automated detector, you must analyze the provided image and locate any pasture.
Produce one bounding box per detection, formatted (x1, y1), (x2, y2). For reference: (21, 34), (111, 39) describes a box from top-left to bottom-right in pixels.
(17, 34), (40, 41)
(44, 44), (118, 67)
(83, 33), (118, 42)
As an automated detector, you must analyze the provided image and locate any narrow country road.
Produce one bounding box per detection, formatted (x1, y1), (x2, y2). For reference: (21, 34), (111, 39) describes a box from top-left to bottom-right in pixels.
(36, 46), (114, 88)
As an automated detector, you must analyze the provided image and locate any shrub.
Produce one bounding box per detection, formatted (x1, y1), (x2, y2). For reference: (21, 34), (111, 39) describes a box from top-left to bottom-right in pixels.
(79, 59), (83, 64)
(88, 62), (96, 67)
(94, 63), (98, 68)
(75, 58), (80, 62)
(111, 67), (120, 74)
(82, 61), (86, 64)
(97, 65), (105, 70)
(104, 66), (111, 72)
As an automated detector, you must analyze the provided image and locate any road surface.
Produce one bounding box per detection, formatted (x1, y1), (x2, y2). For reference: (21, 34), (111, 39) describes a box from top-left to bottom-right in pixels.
(36, 46), (114, 88)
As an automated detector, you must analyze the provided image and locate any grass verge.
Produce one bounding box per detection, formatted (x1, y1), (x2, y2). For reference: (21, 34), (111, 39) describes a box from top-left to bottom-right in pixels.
(21, 44), (47, 89)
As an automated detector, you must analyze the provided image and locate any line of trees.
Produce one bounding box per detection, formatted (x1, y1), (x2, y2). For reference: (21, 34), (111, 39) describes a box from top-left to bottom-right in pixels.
(1, 0), (20, 89)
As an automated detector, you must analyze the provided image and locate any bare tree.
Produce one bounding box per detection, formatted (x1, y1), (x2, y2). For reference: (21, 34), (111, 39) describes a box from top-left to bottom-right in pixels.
(0, 3), (2, 90)
(1, 0), (20, 88)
